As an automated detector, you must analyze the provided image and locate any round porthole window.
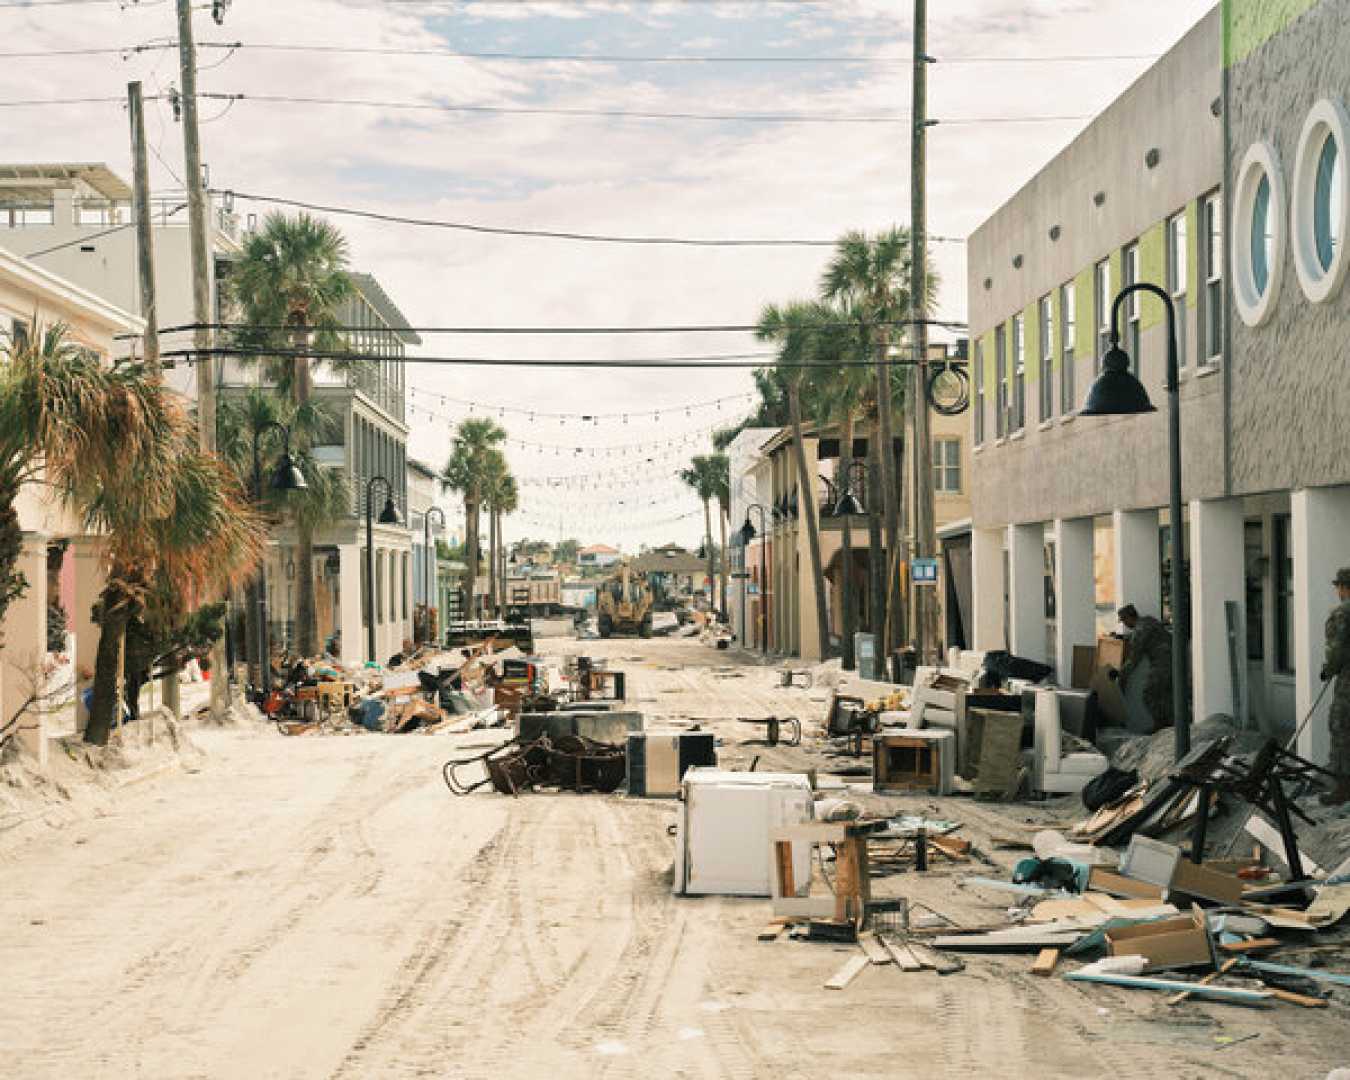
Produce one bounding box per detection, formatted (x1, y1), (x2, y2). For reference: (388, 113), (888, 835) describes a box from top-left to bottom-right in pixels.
(1232, 141), (1286, 327)
(1292, 97), (1350, 303)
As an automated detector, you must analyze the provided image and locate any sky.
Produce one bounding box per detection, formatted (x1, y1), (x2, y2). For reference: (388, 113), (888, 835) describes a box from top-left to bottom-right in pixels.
(1, 0), (1216, 552)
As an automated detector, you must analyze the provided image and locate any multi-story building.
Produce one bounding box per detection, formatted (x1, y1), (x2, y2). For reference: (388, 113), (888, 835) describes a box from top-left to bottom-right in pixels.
(1, 242), (144, 758)
(407, 458), (446, 639)
(726, 396), (972, 662)
(964, 1), (1349, 763)
(577, 544), (622, 571)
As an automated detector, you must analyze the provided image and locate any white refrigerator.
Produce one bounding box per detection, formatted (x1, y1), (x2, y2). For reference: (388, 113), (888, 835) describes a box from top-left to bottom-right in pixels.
(673, 768), (815, 897)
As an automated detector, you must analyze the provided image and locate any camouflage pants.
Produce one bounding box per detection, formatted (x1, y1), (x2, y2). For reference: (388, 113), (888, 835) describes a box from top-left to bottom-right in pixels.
(1330, 676), (1350, 782)
(1143, 675), (1173, 733)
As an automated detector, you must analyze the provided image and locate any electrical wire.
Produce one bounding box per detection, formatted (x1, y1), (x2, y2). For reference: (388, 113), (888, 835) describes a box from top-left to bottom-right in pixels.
(155, 317), (965, 336)
(215, 189), (967, 247)
(408, 385), (755, 421)
(20, 221), (136, 257)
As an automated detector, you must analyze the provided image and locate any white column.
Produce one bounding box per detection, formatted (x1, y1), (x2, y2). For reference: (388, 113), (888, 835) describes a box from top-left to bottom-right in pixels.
(1190, 498), (1246, 722)
(1292, 485), (1350, 764)
(69, 537), (107, 735)
(338, 544), (363, 668)
(1, 534), (50, 765)
(1113, 508), (1162, 618)
(971, 526), (1005, 651)
(1007, 523), (1046, 663)
(1053, 517), (1096, 684)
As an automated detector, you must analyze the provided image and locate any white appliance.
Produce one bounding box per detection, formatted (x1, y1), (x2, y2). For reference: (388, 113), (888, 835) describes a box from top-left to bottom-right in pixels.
(673, 768), (814, 897)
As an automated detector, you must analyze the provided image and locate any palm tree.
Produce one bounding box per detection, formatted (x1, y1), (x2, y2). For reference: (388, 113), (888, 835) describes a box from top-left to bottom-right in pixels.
(708, 453), (731, 617)
(753, 301), (834, 659)
(0, 323), (174, 631)
(217, 390), (351, 681)
(231, 212), (353, 656)
(821, 227), (938, 654)
(485, 463), (518, 614)
(440, 418), (506, 619)
(85, 429), (264, 745)
(679, 455), (721, 612)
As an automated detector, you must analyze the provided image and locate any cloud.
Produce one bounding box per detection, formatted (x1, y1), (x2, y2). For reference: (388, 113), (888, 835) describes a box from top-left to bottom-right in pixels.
(0, 0), (1214, 549)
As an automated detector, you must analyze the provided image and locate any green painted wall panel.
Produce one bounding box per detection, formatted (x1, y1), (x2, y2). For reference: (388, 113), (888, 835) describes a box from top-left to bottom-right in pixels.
(1139, 222), (1166, 331)
(1225, 0), (1320, 67)
(1074, 266), (1094, 359)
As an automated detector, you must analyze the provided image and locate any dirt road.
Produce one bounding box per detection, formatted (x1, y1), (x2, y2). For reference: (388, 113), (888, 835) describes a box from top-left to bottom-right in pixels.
(1, 637), (1343, 1079)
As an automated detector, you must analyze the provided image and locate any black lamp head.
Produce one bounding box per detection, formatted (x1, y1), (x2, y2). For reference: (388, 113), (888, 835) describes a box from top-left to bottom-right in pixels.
(1080, 340), (1156, 416)
(834, 490), (864, 517)
(740, 516), (756, 543)
(270, 451), (308, 493)
(378, 495), (401, 525)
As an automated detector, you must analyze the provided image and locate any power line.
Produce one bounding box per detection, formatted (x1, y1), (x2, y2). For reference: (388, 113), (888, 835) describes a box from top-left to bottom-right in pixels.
(217, 189), (967, 247)
(408, 385), (756, 421)
(157, 316), (966, 335)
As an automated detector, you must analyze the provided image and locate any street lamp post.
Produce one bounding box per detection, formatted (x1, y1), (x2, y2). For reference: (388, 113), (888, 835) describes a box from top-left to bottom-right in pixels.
(739, 504), (770, 656)
(251, 421), (307, 701)
(423, 505), (446, 645)
(364, 475), (401, 665)
(1080, 282), (1190, 761)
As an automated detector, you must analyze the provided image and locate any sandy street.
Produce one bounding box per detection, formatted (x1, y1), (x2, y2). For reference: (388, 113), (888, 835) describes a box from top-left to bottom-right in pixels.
(1, 635), (1344, 1080)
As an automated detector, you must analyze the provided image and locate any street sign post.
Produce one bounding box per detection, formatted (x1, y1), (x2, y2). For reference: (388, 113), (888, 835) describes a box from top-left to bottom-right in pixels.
(911, 557), (939, 585)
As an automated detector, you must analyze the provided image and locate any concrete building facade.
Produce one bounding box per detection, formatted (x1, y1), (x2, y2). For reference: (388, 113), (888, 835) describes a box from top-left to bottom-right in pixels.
(965, 1), (1350, 762)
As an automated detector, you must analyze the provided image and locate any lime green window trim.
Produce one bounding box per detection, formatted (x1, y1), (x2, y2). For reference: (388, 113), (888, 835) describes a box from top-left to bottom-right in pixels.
(980, 329), (996, 384)
(1108, 249), (1124, 305)
(1024, 301), (1040, 383)
(1224, 0), (1319, 68)
(1074, 265), (1094, 358)
(1139, 222), (1167, 330)
(1185, 199), (1200, 307)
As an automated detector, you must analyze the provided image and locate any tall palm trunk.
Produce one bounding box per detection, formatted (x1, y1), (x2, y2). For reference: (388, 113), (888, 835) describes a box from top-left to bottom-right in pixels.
(702, 498), (715, 610)
(788, 383), (831, 660)
(244, 579), (261, 688)
(841, 412), (856, 671)
(488, 506), (499, 616)
(86, 572), (139, 746)
(291, 324), (318, 656)
(718, 507), (729, 618)
(867, 431), (885, 638)
(465, 495), (480, 618)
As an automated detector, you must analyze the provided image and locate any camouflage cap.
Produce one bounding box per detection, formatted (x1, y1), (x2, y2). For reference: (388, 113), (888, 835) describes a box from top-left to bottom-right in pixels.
(1337, 567), (1350, 588)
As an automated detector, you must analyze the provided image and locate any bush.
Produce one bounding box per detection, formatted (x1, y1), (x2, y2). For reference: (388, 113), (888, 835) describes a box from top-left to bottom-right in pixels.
(46, 600), (68, 653)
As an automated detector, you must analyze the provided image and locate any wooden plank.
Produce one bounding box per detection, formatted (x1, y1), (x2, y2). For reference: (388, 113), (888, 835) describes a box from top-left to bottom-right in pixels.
(1218, 937), (1280, 955)
(1165, 958), (1239, 1005)
(857, 931), (891, 965)
(774, 840), (795, 899)
(879, 936), (924, 971)
(931, 836), (971, 862)
(758, 922), (788, 942)
(1066, 971), (1272, 1004)
(1268, 988), (1328, 1008)
(1089, 868), (1164, 901)
(1031, 948), (1060, 977)
(824, 954), (870, 990)
(906, 941), (966, 974)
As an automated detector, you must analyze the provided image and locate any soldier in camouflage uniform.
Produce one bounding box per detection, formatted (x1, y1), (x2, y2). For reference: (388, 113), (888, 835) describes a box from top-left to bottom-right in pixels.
(1116, 604), (1174, 733)
(1320, 567), (1350, 806)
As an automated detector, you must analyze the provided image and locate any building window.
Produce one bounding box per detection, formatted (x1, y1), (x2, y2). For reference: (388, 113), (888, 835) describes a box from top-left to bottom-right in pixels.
(1122, 242), (1141, 374)
(1200, 191), (1224, 362)
(1038, 295), (1054, 422)
(1011, 313), (1025, 433)
(995, 324), (1008, 439)
(1292, 98), (1349, 304)
(1166, 211), (1188, 368)
(1274, 513), (1294, 674)
(1233, 143), (1287, 327)
(1059, 281), (1075, 413)
(1094, 258), (1111, 374)
(973, 340), (986, 445)
(933, 437), (961, 493)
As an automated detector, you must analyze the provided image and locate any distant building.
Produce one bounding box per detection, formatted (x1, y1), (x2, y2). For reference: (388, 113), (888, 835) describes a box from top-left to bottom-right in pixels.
(577, 543), (622, 570)
(631, 545), (709, 598)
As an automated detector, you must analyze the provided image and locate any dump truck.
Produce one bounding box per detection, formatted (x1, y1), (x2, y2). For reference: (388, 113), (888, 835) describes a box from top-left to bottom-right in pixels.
(596, 562), (654, 638)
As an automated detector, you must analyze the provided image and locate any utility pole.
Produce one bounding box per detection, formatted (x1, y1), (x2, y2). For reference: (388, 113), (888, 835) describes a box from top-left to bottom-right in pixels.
(910, 0), (940, 665)
(129, 79), (181, 719)
(175, 0), (229, 716)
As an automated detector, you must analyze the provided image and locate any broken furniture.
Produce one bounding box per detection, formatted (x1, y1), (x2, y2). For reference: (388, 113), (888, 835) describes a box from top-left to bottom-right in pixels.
(1029, 688), (1110, 796)
(626, 730), (717, 797)
(769, 820), (883, 925)
(738, 715), (802, 748)
(442, 733), (626, 796)
(872, 730), (955, 795)
(571, 656), (626, 702)
(673, 769), (814, 897)
(518, 708), (643, 746)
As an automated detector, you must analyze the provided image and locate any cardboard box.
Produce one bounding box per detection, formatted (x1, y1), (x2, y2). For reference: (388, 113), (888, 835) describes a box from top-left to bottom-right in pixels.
(1106, 912), (1212, 971)
(1096, 635), (1128, 672)
(1070, 646), (1097, 690)
(1168, 858), (1244, 906)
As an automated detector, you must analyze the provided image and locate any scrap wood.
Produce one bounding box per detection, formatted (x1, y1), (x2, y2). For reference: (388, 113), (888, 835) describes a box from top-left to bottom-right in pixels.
(905, 940), (965, 974)
(824, 954), (870, 990)
(857, 931), (892, 965)
(1031, 948), (1060, 977)
(1166, 958), (1240, 1005)
(1219, 937), (1281, 955)
(1266, 987), (1329, 1008)
(931, 836), (971, 862)
(878, 936), (923, 971)
(1237, 958), (1350, 988)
